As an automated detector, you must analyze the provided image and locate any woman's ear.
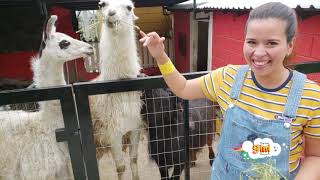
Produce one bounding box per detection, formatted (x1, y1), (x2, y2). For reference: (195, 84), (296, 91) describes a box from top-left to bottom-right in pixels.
(287, 37), (296, 55)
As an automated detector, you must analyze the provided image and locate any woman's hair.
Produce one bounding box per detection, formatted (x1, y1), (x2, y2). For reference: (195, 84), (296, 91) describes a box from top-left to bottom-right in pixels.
(245, 2), (298, 66)
(246, 2), (298, 43)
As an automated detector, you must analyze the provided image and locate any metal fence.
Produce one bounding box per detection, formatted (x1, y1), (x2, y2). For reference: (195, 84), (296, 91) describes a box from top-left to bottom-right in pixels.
(0, 72), (216, 180)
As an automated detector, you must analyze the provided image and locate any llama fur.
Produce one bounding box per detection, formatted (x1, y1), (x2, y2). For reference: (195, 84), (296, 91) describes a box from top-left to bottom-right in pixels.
(0, 15), (94, 180)
(88, 0), (143, 179)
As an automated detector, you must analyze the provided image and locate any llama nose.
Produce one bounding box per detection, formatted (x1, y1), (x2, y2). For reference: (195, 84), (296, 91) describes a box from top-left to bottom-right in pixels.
(90, 46), (95, 51)
(108, 10), (116, 16)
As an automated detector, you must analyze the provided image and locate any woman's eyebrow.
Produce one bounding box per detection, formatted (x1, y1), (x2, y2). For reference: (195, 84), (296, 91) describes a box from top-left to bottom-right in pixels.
(266, 39), (281, 42)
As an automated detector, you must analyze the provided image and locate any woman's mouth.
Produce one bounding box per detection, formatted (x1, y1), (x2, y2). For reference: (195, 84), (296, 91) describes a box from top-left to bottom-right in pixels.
(252, 60), (271, 69)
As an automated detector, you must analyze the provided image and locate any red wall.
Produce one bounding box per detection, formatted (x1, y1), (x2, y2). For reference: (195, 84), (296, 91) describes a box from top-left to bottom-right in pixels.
(211, 11), (320, 81)
(0, 52), (35, 81)
(294, 14), (320, 81)
(211, 11), (248, 69)
(174, 12), (190, 73)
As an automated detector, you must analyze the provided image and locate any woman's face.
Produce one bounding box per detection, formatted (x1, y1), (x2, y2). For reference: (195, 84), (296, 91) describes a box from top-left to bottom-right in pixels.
(243, 18), (294, 77)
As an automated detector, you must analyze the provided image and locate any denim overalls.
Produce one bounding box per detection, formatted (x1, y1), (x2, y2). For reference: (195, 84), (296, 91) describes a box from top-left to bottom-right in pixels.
(211, 65), (306, 180)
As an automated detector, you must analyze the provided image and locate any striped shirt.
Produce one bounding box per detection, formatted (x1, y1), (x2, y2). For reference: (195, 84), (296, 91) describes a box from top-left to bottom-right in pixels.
(200, 65), (320, 172)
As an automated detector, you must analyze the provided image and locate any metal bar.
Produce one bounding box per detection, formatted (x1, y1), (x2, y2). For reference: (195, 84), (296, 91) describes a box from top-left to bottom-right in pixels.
(59, 87), (86, 180)
(183, 100), (190, 180)
(0, 86), (71, 105)
(193, 0), (197, 19)
(74, 60), (79, 82)
(73, 87), (100, 180)
(73, 72), (208, 95)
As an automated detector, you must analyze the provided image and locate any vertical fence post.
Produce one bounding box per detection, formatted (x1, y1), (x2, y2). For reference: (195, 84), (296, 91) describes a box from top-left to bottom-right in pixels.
(73, 87), (100, 180)
(58, 87), (86, 180)
(183, 100), (190, 180)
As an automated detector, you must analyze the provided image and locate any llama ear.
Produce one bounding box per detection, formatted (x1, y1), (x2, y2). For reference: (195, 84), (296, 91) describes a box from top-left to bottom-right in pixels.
(45, 15), (58, 39)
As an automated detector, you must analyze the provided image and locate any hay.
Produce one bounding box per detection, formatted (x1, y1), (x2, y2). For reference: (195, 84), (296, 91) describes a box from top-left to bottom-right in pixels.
(240, 159), (287, 180)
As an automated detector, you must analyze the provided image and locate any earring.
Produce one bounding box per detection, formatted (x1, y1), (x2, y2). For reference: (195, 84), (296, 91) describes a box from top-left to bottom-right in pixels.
(285, 53), (290, 58)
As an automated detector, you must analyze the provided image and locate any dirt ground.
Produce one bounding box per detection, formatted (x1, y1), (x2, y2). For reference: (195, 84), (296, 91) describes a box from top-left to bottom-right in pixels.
(98, 133), (220, 180)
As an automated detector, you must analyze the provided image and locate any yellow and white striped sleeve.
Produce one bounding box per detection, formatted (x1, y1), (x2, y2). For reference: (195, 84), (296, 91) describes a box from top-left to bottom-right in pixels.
(304, 106), (320, 139)
(200, 67), (225, 102)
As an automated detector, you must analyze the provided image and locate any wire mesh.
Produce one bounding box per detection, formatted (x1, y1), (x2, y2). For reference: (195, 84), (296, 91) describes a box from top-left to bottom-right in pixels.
(86, 87), (221, 180)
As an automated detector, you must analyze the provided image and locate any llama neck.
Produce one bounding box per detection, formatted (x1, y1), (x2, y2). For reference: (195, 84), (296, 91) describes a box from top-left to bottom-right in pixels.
(32, 56), (66, 88)
(32, 56), (66, 115)
(99, 24), (141, 80)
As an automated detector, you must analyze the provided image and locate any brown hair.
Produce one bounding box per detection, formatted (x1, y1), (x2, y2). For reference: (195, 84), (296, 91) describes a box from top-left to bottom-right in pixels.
(245, 2), (298, 66)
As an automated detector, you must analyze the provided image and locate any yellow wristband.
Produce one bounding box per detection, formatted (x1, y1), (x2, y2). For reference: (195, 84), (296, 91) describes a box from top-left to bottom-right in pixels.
(158, 59), (176, 75)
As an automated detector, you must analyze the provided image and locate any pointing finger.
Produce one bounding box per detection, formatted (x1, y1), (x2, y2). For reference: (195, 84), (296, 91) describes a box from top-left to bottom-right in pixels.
(139, 30), (147, 37)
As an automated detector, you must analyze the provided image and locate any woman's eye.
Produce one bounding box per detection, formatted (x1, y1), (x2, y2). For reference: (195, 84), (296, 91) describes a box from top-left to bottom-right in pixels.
(267, 42), (278, 46)
(265, 41), (278, 48)
(246, 41), (256, 46)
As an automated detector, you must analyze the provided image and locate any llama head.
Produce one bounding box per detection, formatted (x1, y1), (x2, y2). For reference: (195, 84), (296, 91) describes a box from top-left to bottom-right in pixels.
(40, 15), (94, 62)
(98, 0), (138, 31)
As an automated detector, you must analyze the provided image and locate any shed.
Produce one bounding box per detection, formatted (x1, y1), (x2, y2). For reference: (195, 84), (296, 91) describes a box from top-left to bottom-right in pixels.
(169, 0), (320, 81)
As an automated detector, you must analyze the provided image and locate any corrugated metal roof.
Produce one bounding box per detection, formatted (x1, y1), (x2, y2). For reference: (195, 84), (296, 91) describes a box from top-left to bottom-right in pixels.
(171, 0), (320, 10)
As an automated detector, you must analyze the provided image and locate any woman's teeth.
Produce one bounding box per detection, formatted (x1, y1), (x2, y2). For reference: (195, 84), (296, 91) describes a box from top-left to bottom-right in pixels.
(253, 60), (269, 66)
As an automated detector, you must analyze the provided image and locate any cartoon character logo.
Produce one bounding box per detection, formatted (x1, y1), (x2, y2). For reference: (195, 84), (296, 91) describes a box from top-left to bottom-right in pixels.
(234, 138), (281, 160)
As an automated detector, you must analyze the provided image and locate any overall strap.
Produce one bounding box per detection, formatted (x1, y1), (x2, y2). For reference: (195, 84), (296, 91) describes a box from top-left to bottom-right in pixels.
(283, 71), (307, 118)
(230, 65), (250, 100)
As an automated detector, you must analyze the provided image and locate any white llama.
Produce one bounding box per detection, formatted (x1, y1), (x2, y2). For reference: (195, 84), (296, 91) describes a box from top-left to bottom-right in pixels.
(89, 0), (143, 179)
(0, 15), (94, 179)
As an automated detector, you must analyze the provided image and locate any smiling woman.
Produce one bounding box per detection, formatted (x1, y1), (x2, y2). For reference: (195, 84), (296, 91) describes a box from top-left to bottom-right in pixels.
(243, 2), (298, 90)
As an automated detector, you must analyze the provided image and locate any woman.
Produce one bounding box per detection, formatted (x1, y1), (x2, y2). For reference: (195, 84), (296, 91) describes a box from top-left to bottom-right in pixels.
(139, 2), (320, 180)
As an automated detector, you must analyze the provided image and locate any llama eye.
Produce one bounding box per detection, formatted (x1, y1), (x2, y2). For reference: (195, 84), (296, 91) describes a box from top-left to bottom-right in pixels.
(126, 5), (132, 11)
(98, 1), (107, 8)
(59, 40), (70, 49)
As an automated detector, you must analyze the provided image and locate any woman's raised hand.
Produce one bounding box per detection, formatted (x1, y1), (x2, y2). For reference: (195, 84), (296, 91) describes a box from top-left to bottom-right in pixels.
(139, 31), (168, 64)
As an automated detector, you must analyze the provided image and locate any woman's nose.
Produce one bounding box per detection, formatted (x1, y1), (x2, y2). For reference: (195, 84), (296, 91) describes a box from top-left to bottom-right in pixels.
(253, 45), (267, 57)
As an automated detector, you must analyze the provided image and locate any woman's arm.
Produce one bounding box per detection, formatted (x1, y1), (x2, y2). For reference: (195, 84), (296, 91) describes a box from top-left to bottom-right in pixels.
(139, 31), (206, 100)
(295, 137), (320, 180)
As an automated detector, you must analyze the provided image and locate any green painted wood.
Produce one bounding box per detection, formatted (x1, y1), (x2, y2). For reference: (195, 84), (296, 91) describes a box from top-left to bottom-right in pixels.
(293, 61), (320, 74)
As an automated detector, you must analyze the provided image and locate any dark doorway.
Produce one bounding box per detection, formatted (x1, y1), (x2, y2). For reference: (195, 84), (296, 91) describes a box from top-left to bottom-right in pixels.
(197, 21), (209, 71)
